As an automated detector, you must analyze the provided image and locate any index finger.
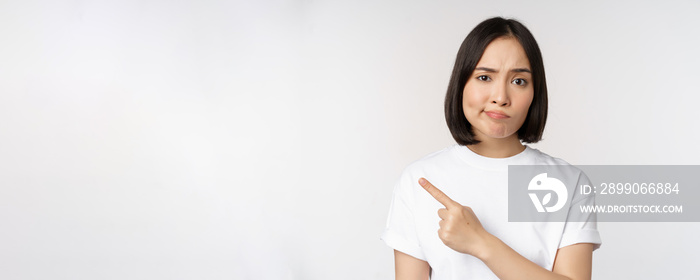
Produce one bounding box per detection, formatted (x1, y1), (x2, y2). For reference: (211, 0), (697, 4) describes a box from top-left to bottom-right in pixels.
(418, 178), (457, 208)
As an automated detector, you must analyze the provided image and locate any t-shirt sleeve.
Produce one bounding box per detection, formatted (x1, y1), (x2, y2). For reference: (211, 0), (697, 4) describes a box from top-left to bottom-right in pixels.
(559, 171), (602, 251)
(380, 170), (426, 261)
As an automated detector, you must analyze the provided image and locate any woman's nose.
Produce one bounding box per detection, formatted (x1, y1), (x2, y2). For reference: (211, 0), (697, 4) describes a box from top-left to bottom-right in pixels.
(490, 82), (510, 106)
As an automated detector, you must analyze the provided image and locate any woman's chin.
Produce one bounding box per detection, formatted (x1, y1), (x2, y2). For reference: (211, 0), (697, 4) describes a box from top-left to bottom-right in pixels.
(475, 128), (517, 141)
(483, 125), (511, 139)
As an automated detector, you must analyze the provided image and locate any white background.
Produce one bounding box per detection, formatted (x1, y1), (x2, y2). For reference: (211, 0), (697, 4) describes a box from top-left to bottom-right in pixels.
(1, 0), (699, 279)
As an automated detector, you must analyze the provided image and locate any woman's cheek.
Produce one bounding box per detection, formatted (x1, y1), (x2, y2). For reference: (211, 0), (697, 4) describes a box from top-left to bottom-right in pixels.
(463, 104), (481, 124)
(463, 93), (483, 116)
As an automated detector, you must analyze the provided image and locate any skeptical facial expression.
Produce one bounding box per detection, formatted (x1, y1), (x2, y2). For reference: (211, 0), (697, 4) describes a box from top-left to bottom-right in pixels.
(462, 36), (534, 141)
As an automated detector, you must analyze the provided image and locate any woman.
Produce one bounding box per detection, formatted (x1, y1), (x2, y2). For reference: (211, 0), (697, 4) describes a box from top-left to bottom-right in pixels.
(381, 17), (601, 279)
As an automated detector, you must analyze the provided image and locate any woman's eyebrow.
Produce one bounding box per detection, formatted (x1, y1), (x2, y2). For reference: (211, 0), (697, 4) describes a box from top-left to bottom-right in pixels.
(475, 67), (497, 72)
(475, 67), (531, 73)
(512, 68), (532, 73)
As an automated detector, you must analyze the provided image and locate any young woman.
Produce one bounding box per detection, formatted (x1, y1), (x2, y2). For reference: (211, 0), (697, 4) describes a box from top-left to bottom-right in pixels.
(381, 17), (601, 279)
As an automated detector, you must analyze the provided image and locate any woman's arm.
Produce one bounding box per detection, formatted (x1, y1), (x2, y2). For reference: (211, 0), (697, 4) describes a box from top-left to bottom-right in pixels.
(419, 177), (594, 280)
(480, 235), (594, 280)
(552, 243), (594, 279)
(394, 250), (430, 280)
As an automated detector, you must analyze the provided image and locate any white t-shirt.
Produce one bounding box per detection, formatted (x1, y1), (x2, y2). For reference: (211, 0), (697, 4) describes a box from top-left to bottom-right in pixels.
(381, 144), (602, 279)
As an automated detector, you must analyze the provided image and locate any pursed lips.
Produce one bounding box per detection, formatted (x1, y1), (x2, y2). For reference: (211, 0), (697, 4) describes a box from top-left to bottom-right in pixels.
(484, 110), (509, 119)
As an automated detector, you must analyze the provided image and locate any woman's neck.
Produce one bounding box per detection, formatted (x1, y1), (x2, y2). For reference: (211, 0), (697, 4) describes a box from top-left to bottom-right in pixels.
(466, 134), (525, 158)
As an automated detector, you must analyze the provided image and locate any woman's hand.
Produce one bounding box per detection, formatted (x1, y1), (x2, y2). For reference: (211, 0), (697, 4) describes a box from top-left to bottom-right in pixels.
(419, 177), (590, 279)
(419, 177), (494, 259)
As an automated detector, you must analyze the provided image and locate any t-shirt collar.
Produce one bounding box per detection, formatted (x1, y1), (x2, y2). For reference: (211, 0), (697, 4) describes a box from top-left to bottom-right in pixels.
(452, 143), (535, 171)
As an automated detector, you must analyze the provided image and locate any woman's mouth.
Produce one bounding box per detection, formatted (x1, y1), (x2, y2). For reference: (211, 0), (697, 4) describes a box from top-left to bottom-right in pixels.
(484, 110), (509, 119)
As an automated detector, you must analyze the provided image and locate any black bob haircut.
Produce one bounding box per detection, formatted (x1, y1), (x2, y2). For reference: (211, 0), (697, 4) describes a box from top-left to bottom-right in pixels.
(444, 17), (548, 145)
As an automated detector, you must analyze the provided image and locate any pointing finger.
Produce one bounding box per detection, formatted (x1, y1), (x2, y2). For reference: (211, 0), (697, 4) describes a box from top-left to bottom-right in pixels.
(419, 178), (457, 209)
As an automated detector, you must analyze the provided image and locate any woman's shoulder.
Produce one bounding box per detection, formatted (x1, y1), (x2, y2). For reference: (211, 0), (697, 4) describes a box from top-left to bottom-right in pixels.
(392, 144), (472, 181)
(403, 145), (456, 170)
(527, 147), (589, 181)
(526, 146), (573, 166)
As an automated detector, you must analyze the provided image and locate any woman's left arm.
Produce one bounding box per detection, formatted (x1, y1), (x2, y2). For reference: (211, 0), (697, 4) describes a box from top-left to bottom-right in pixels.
(419, 177), (593, 280)
(480, 234), (594, 280)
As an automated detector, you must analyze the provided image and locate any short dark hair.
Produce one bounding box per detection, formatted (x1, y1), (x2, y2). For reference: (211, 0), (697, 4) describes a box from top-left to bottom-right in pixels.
(444, 17), (548, 145)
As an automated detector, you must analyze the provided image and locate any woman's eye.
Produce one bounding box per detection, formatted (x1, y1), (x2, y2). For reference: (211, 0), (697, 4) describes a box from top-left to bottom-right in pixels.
(512, 78), (527, 86)
(477, 75), (491, 82)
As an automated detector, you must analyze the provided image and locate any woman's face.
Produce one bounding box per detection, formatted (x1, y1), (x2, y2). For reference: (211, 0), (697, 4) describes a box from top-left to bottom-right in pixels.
(462, 36), (534, 142)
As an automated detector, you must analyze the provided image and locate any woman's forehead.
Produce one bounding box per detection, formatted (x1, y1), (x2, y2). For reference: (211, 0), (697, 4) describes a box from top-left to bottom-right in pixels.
(476, 37), (531, 70)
